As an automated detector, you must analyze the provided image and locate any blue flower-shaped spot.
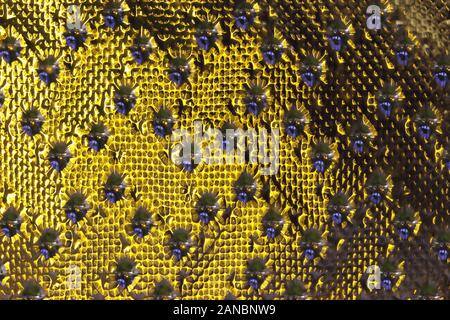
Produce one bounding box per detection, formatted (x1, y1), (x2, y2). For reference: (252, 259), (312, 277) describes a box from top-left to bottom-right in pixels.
(169, 72), (183, 86)
(67, 211), (77, 224)
(199, 212), (210, 224)
(2, 227), (11, 237)
(382, 278), (392, 290)
(418, 124), (431, 139)
(379, 101), (392, 117)
(50, 160), (61, 172)
(301, 72), (316, 87)
(181, 160), (194, 172)
(133, 227), (144, 238)
(438, 248), (448, 262)
(131, 50), (144, 64)
(88, 139), (100, 152)
(262, 51), (276, 65)
(196, 35), (211, 51)
(329, 35), (343, 51)
(106, 191), (118, 203)
(434, 71), (448, 88)
(305, 248), (315, 260)
(153, 124), (166, 138)
(265, 227), (276, 239)
(399, 227), (409, 240)
(396, 50), (409, 66)
(246, 101), (260, 116)
(104, 15), (117, 29)
(332, 212), (343, 224)
(65, 35), (78, 50)
(248, 278), (259, 290)
(116, 277), (127, 288)
(40, 248), (50, 260)
(285, 124), (299, 138)
(237, 191), (250, 203)
(235, 15), (251, 30)
(353, 140), (364, 153)
(0, 50), (11, 63)
(369, 192), (382, 205)
(313, 160), (325, 173)
(38, 72), (50, 86)
(172, 248), (182, 260)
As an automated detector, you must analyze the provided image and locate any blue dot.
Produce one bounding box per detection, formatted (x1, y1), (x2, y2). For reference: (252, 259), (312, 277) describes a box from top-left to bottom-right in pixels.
(172, 248), (182, 260)
(134, 227), (144, 238)
(246, 101), (260, 116)
(248, 278), (259, 289)
(313, 160), (325, 173)
(434, 71), (448, 88)
(265, 227), (276, 239)
(117, 278), (127, 288)
(438, 248), (447, 262)
(38, 72), (50, 86)
(369, 192), (382, 205)
(382, 278), (392, 290)
(50, 160), (61, 172)
(396, 51), (409, 66)
(106, 191), (117, 203)
(131, 50), (144, 64)
(88, 139), (100, 152)
(40, 248), (50, 259)
(181, 160), (193, 172)
(169, 72), (183, 86)
(222, 139), (231, 151)
(104, 15), (117, 29)
(0, 50), (11, 63)
(379, 101), (392, 117)
(237, 192), (249, 203)
(285, 124), (299, 138)
(115, 101), (127, 115)
(153, 124), (166, 137)
(65, 35), (78, 50)
(22, 124), (33, 136)
(196, 35), (211, 51)
(67, 211), (77, 223)
(329, 35), (343, 51)
(199, 212), (210, 224)
(418, 124), (431, 139)
(305, 248), (315, 260)
(353, 140), (364, 153)
(262, 51), (276, 65)
(235, 16), (250, 30)
(332, 212), (343, 224)
(2, 227), (11, 237)
(399, 227), (409, 240)
(301, 72), (316, 87)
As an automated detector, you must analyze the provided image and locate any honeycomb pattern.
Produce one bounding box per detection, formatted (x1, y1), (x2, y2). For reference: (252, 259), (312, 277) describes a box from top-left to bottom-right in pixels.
(0, 0), (448, 299)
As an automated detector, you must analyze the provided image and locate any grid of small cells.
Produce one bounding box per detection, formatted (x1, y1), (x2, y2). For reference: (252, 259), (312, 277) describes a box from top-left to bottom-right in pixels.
(0, 0), (448, 299)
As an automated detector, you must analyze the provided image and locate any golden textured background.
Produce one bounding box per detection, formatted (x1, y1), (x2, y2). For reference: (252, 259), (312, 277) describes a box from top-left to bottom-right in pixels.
(0, 0), (448, 299)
